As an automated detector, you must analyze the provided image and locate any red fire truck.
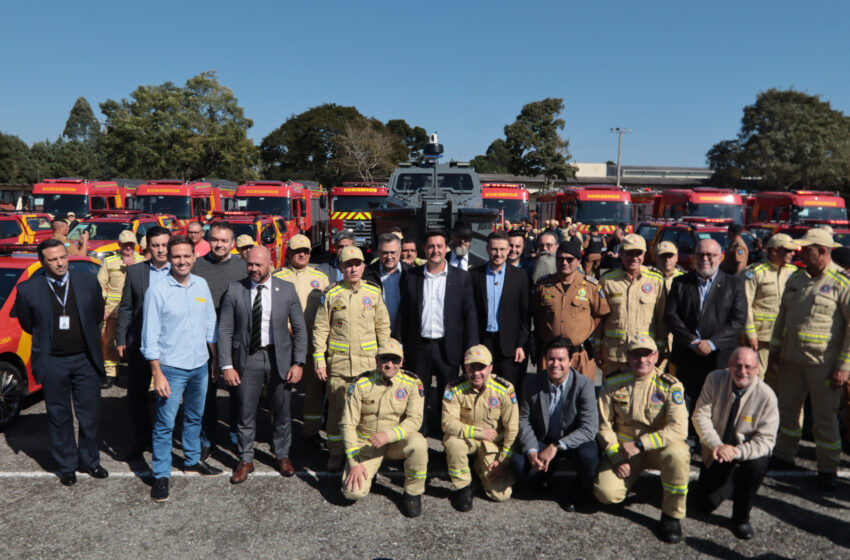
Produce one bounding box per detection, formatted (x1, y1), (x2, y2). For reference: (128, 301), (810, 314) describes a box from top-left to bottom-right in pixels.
(630, 189), (660, 223)
(653, 188), (744, 224)
(132, 180), (232, 224)
(329, 183), (388, 251)
(234, 180), (328, 251)
(749, 190), (848, 224)
(480, 182), (530, 228)
(30, 178), (133, 217)
(536, 186), (633, 234)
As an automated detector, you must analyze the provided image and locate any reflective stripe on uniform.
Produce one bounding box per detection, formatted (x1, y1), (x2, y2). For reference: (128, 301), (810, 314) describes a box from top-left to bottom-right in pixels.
(463, 425), (476, 439)
(662, 481), (689, 495)
(604, 329), (626, 339)
(405, 469), (427, 479)
(360, 340), (377, 352)
(329, 341), (350, 352)
(643, 432), (663, 450)
(345, 447), (360, 458)
(615, 431), (634, 442)
(606, 444), (621, 457)
(753, 312), (777, 321)
(815, 438), (842, 451)
(780, 426), (802, 438)
(327, 433), (343, 442)
(392, 426), (406, 440)
(797, 332), (829, 343)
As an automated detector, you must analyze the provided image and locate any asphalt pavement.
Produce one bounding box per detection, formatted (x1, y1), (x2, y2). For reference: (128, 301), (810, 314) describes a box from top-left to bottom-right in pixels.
(2, 377), (849, 559)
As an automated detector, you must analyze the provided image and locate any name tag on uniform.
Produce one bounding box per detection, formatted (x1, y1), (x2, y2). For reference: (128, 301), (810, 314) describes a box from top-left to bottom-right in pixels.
(59, 315), (70, 330)
(196, 297), (206, 303)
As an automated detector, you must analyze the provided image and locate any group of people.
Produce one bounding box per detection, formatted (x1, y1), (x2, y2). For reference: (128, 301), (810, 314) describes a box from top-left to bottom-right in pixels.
(11, 216), (848, 544)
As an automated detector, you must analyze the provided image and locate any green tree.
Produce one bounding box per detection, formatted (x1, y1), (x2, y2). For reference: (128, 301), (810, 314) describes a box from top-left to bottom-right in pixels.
(99, 71), (258, 181)
(471, 138), (512, 173)
(0, 132), (37, 183)
(386, 119), (428, 162)
(62, 97), (100, 143)
(504, 98), (576, 189)
(707, 88), (850, 190)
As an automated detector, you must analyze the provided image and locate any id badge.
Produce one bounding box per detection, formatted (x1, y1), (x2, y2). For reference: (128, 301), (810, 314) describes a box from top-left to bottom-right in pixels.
(59, 315), (70, 330)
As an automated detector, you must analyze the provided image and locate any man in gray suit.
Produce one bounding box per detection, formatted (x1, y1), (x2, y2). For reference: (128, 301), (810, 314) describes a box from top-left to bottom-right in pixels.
(218, 246), (308, 484)
(513, 337), (599, 511)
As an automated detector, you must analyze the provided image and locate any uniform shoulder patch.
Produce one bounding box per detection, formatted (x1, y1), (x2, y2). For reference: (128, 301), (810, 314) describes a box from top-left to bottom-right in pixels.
(658, 372), (677, 389)
(584, 274), (598, 285)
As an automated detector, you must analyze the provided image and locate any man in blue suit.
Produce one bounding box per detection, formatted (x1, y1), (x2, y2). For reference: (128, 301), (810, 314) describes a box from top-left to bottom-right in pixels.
(13, 239), (108, 486)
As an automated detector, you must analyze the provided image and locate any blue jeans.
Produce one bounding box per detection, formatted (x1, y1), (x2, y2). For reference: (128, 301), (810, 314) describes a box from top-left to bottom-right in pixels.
(152, 364), (208, 479)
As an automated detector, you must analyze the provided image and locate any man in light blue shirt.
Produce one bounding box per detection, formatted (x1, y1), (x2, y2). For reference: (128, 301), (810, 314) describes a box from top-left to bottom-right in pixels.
(366, 233), (408, 331)
(142, 235), (221, 503)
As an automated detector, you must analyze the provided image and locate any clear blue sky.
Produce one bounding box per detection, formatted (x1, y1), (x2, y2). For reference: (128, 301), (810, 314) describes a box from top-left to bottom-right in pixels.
(2, 1), (848, 168)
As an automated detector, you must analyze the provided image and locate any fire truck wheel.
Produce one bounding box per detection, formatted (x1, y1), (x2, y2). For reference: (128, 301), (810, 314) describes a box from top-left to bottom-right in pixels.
(0, 361), (25, 430)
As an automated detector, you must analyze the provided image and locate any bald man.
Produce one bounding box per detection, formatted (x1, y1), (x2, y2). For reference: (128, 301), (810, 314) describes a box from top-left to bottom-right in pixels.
(692, 347), (778, 540)
(666, 239), (748, 407)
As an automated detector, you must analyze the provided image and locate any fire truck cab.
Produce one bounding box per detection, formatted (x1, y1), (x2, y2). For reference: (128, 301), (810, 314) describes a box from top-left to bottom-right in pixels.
(329, 183), (388, 251)
(480, 182), (530, 228)
(750, 190), (848, 224)
(536, 186), (633, 234)
(653, 188), (744, 224)
(31, 178), (132, 218)
(207, 211), (288, 267)
(132, 180), (234, 223)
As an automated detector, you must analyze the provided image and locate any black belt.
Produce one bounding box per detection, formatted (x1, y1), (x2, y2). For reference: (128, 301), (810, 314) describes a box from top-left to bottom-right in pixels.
(250, 344), (275, 354)
(420, 336), (444, 342)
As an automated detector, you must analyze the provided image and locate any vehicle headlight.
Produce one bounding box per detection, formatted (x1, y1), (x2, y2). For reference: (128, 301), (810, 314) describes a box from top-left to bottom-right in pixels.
(89, 250), (116, 260)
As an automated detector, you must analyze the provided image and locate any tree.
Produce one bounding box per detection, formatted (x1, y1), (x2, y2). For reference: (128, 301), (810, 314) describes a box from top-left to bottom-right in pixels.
(504, 98), (576, 189)
(0, 132), (37, 183)
(99, 71), (258, 181)
(386, 119), (428, 162)
(471, 138), (513, 173)
(707, 88), (850, 190)
(62, 97), (100, 143)
(331, 119), (399, 183)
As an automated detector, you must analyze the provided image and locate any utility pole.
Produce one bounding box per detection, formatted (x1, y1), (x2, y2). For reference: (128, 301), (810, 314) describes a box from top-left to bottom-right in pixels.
(609, 127), (632, 189)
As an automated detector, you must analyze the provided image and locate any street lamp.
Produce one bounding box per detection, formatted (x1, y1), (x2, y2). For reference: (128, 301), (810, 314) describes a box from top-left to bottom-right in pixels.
(609, 127), (632, 189)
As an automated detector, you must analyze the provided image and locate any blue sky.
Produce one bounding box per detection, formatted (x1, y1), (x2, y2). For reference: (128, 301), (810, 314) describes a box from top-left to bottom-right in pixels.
(2, 1), (848, 168)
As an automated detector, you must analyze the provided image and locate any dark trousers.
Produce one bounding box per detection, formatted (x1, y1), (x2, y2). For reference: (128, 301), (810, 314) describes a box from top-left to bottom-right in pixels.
(512, 439), (599, 504)
(234, 347), (292, 462)
(676, 353), (719, 407)
(481, 332), (523, 394)
(414, 338), (459, 436)
(200, 370), (238, 450)
(41, 352), (101, 473)
(694, 456), (769, 523)
(126, 352), (153, 449)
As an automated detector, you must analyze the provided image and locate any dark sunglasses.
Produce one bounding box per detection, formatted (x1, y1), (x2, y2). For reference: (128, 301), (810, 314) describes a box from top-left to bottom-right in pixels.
(291, 248), (310, 255)
(379, 356), (402, 365)
(556, 256), (577, 263)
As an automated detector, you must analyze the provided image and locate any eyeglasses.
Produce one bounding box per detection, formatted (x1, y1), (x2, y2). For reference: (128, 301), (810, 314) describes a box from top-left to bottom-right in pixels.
(556, 256), (576, 263)
(291, 248), (310, 255)
(379, 356), (401, 365)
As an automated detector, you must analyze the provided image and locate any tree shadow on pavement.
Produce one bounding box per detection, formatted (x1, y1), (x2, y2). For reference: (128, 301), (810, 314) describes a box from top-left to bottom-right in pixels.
(756, 491), (850, 549)
(685, 537), (792, 560)
(762, 477), (850, 510)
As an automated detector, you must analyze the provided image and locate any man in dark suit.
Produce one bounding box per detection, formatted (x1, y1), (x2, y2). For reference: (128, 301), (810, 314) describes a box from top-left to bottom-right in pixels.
(666, 238), (748, 406)
(116, 226), (172, 459)
(218, 246), (308, 483)
(513, 337), (599, 510)
(363, 232), (410, 332)
(395, 229), (478, 435)
(13, 239), (108, 485)
(470, 230), (529, 389)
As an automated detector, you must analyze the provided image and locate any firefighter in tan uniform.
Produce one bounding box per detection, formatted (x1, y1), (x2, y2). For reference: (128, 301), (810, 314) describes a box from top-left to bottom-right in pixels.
(314, 245), (391, 471)
(532, 241), (610, 380)
(738, 233), (798, 382)
(597, 234), (666, 374)
(721, 224), (749, 275)
(651, 241), (684, 374)
(442, 345), (518, 511)
(767, 229), (850, 490)
(273, 234), (329, 446)
(340, 338), (427, 518)
(594, 334), (690, 544)
(97, 230), (145, 389)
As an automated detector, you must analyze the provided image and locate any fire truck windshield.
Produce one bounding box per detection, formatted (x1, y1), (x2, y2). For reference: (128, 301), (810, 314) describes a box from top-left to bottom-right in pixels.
(833, 232), (850, 247)
(394, 173), (474, 192)
(230, 223), (257, 240)
(791, 205), (848, 222)
(26, 217), (52, 231)
(32, 194), (89, 218)
(575, 200), (632, 224)
(482, 199), (530, 222)
(69, 222), (133, 241)
(235, 197), (292, 218)
(134, 195), (191, 219)
(686, 203), (744, 223)
(331, 196), (386, 212)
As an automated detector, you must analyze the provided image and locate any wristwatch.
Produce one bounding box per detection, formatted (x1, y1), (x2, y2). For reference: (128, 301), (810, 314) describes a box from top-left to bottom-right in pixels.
(634, 439), (644, 452)
(294, 362), (305, 367)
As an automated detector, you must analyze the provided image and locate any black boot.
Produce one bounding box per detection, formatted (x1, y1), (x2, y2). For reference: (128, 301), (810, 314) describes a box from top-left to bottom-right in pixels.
(402, 492), (422, 518)
(659, 513), (682, 544)
(452, 485), (473, 512)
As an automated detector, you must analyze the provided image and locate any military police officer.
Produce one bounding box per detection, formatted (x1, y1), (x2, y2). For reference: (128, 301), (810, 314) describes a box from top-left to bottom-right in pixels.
(313, 245), (391, 471)
(442, 344), (519, 511)
(532, 241), (610, 380)
(768, 229), (850, 490)
(594, 334), (690, 544)
(597, 234), (666, 374)
(340, 338), (427, 517)
(97, 230), (145, 389)
(273, 234), (329, 447)
(739, 233), (798, 382)
(721, 223), (749, 275)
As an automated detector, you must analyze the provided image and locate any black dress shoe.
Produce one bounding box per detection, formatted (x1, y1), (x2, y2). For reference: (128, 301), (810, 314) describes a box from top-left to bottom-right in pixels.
(732, 521), (755, 540)
(452, 485), (473, 512)
(402, 492), (422, 518)
(200, 445), (214, 463)
(184, 460), (223, 476)
(561, 501), (576, 513)
(59, 472), (77, 486)
(659, 513), (683, 544)
(817, 471), (838, 490)
(101, 377), (115, 390)
(82, 465), (109, 479)
(151, 478), (169, 502)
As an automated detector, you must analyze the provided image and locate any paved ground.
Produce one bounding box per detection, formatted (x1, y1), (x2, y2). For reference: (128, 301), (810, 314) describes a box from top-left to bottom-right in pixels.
(2, 377), (849, 559)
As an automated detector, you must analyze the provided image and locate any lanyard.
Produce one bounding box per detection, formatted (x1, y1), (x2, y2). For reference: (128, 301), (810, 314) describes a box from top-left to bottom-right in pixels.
(48, 276), (70, 314)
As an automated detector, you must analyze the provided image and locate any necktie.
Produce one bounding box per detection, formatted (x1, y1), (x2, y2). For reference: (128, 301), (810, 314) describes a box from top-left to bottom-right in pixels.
(250, 284), (264, 353)
(547, 385), (563, 443)
(722, 389), (742, 445)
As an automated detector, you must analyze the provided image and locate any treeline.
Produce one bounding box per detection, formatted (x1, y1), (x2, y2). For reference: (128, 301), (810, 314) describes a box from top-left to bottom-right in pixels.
(2, 71), (849, 194)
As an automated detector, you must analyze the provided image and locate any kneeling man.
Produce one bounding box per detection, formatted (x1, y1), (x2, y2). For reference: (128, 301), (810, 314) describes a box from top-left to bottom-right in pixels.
(341, 339), (427, 517)
(442, 345), (519, 511)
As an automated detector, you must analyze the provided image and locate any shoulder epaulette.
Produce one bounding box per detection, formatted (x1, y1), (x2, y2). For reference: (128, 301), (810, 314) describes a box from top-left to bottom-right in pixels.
(325, 281), (340, 292)
(657, 372), (677, 389)
(272, 268), (292, 279)
(491, 375), (514, 392)
(355, 371), (379, 388)
(486, 378), (508, 395)
(825, 267), (850, 288)
(603, 370), (634, 390)
(361, 280), (382, 294)
(306, 267), (328, 279)
(752, 263), (769, 274)
(600, 268), (624, 282)
(584, 274), (599, 285)
(449, 377), (471, 392)
(641, 267), (664, 282)
(326, 283), (344, 295)
(396, 372), (420, 386)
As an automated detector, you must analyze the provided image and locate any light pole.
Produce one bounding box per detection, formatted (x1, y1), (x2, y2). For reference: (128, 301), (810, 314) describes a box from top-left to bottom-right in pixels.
(610, 127), (632, 189)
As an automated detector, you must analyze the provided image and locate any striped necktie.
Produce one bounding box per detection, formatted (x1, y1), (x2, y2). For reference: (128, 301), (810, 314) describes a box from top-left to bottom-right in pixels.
(250, 284), (264, 353)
